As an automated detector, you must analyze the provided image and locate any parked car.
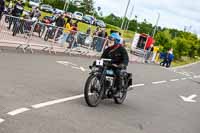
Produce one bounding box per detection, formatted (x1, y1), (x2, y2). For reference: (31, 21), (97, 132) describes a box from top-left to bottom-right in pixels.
(29, 0), (41, 7)
(40, 4), (54, 13)
(82, 15), (95, 25)
(72, 11), (83, 21)
(95, 19), (106, 28)
(54, 8), (64, 14)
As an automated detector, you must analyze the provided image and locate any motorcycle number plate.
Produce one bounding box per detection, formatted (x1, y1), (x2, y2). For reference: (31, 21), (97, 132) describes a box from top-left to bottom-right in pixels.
(96, 60), (103, 66)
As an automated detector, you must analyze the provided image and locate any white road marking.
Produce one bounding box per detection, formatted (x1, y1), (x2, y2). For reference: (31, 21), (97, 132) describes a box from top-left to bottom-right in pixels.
(0, 118), (5, 123)
(180, 94), (197, 103)
(170, 79), (179, 82)
(71, 66), (87, 72)
(7, 108), (30, 116)
(32, 94), (84, 109)
(181, 78), (187, 80)
(71, 66), (81, 70)
(80, 67), (86, 72)
(194, 75), (200, 79)
(130, 84), (145, 88)
(152, 80), (167, 84)
(188, 77), (193, 79)
(56, 61), (78, 67)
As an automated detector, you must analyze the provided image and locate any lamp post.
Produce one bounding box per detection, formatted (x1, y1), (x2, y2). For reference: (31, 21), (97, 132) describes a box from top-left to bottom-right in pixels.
(66, 0), (70, 12)
(125, 1), (135, 31)
(63, 0), (67, 11)
(135, 15), (138, 32)
(63, 0), (70, 11)
(120, 0), (131, 30)
(152, 12), (160, 37)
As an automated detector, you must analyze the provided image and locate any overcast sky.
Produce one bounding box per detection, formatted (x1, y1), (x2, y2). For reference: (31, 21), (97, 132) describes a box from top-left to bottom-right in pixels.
(94, 0), (200, 36)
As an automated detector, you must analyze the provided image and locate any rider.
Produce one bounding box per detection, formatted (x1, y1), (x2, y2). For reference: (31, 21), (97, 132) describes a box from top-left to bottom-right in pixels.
(101, 32), (129, 97)
(30, 7), (41, 19)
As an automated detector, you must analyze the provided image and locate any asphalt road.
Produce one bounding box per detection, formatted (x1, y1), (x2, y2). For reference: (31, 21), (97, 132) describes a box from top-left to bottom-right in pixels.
(0, 51), (199, 133)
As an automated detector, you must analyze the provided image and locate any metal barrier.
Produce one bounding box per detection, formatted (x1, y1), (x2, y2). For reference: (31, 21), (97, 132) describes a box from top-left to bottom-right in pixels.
(0, 15), (107, 55)
(0, 15), (34, 52)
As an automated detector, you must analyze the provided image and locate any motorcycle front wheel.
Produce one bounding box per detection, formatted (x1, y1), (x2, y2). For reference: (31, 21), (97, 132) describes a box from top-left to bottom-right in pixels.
(84, 74), (104, 107)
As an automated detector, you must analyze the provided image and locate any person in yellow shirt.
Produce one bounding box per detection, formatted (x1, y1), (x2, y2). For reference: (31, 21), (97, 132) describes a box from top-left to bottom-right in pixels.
(60, 18), (72, 46)
(151, 46), (159, 63)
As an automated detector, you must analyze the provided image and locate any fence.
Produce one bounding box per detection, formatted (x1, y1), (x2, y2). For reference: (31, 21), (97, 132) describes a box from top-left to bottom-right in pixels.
(0, 15), (108, 55)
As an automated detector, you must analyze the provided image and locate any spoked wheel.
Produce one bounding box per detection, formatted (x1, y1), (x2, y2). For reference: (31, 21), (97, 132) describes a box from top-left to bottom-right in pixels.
(84, 74), (104, 107)
(39, 26), (45, 38)
(114, 82), (128, 104)
(44, 32), (49, 41)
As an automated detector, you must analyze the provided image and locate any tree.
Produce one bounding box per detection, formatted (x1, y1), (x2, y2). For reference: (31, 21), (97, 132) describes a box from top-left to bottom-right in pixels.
(103, 14), (122, 27)
(80, 0), (94, 14)
(155, 30), (172, 51)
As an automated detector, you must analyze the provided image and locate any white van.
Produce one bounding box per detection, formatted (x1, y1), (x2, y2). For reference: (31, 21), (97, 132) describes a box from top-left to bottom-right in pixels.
(29, 0), (41, 7)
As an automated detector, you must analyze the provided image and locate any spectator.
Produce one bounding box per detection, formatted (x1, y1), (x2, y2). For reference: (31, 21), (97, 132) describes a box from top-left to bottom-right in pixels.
(92, 27), (100, 50)
(8, 0), (24, 30)
(144, 44), (153, 63)
(160, 48), (174, 68)
(30, 7), (41, 19)
(72, 21), (79, 31)
(67, 21), (78, 48)
(119, 32), (124, 44)
(93, 27), (100, 36)
(86, 27), (91, 35)
(151, 46), (159, 63)
(101, 31), (109, 50)
(11, 0), (24, 17)
(96, 28), (106, 52)
(0, 0), (5, 21)
(55, 14), (65, 27)
(60, 18), (72, 46)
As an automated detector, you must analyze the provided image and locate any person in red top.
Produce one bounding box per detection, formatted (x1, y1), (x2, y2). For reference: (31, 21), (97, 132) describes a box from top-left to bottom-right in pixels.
(67, 21), (79, 48)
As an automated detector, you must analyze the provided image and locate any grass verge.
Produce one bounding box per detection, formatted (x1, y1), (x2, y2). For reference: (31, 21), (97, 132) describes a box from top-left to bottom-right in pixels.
(172, 58), (200, 67)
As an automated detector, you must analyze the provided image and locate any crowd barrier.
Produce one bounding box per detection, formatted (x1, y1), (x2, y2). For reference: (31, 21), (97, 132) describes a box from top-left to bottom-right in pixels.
(0, 15), (108, 55)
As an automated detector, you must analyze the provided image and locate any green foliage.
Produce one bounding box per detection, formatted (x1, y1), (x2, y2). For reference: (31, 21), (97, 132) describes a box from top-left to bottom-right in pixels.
(155, 28), (200, 60)
(106, 24), (120, 31)
(42, 0), (65, 9)
(103, 14), (122, 28)
(80, 0), (94, 14)
(155, 30), (172, 51)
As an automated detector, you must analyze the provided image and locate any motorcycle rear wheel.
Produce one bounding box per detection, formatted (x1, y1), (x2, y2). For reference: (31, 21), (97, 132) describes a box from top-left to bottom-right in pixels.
(113, 83), (128, 104)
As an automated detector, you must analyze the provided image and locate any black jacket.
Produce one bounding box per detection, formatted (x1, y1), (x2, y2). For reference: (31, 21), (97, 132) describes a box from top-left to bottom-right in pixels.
(55, 17), (65, 27)
(0, 0), (5, 13)
(101, 45), (129, 66)
(12, 2), (24, 17)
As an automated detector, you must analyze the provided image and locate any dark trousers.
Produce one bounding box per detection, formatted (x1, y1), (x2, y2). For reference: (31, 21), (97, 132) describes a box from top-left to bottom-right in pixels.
(160, 59), (172, 68)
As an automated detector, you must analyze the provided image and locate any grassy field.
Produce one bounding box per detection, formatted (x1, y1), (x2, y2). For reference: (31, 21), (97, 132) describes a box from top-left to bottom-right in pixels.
(172, 58), (200, 67)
